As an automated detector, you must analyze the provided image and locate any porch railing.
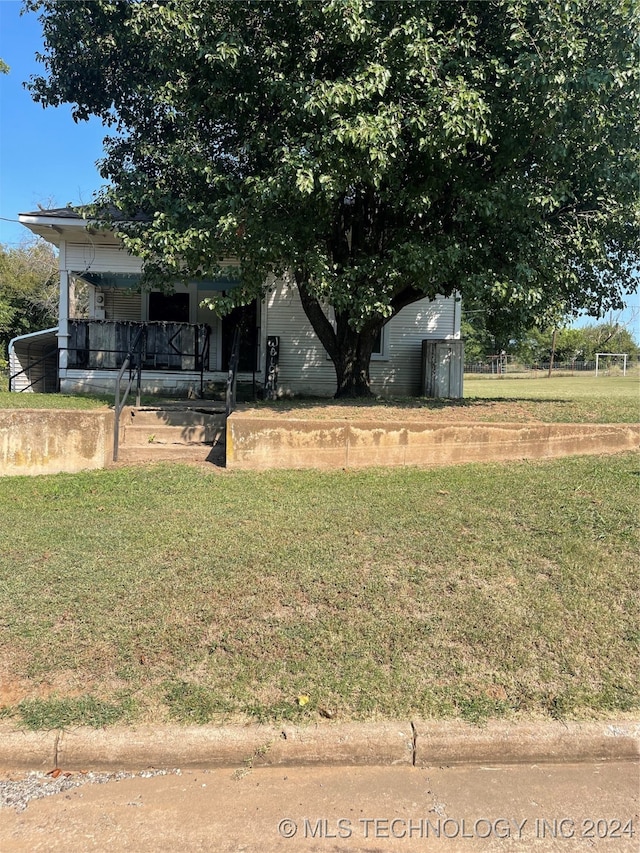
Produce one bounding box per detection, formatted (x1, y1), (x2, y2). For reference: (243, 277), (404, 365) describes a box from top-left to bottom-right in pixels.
(102, 321), (211, 462)
(67, 320), (211, 374)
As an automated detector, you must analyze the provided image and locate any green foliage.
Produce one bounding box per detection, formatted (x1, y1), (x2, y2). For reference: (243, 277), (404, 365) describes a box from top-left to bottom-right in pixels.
(0, 390), (110, 409)
(0, 240), (58, 366)
(25, 0), (640, 394)
(463, 299), (640, 363)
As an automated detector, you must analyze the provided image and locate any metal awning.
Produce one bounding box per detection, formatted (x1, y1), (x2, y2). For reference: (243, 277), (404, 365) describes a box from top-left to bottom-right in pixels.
(75, 272), (240, 291)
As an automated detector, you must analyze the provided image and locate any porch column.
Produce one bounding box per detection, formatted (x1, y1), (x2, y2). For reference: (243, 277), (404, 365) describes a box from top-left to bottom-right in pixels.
(58, 269), (70, 372)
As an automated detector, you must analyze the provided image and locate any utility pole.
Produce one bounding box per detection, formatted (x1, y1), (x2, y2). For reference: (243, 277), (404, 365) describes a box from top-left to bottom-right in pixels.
(547, 328), (557, 378)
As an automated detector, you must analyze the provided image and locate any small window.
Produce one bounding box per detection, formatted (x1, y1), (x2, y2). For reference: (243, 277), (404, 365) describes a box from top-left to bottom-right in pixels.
(370, 324), (388, 360)
(149, 292), (190, 323)
(372, 326), (383, 356)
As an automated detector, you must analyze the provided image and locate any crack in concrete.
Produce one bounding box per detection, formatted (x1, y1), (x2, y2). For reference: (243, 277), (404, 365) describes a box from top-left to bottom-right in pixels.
(53, 731), (60, 768)
(410, 721), (417, 766)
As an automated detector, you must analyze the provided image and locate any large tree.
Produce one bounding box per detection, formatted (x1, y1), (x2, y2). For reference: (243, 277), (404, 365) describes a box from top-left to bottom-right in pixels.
(0, 239), (58, 367)
(26, 0), (639, 396)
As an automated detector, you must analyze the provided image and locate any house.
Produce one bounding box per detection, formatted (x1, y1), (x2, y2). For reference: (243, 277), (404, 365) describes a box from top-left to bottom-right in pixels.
(13, 207), (462, 398)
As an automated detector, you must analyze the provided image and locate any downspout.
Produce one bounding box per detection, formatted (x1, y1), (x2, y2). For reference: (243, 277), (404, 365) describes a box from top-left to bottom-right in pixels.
(452, 290), (460, 338)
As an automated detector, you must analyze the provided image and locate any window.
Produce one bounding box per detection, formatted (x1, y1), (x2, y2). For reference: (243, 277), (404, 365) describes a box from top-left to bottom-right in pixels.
(371, 325), (386, 359)
(148, 292), (190, 323)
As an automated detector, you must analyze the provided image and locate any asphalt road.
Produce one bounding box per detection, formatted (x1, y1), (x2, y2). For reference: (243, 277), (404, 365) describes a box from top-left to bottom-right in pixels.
(1, 761), (638, 852)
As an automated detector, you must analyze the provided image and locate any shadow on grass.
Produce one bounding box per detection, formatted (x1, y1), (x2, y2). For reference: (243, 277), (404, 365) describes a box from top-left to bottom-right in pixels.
(239, 395), (569, 415)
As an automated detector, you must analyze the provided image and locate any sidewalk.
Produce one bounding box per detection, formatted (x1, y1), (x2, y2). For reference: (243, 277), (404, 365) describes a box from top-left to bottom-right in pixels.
(1, 720), (638, 851)
(1, 761), (638, 851)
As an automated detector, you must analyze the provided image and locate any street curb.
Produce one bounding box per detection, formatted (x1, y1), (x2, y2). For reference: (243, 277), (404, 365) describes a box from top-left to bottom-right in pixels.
(0, 721), (637, 772)
(412, 720), (640, 767)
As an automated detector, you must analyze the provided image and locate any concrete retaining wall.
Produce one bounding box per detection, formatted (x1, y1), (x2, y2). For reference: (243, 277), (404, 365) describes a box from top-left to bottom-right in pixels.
(226, 415), (640, 471)
(0, 409), (114, 477)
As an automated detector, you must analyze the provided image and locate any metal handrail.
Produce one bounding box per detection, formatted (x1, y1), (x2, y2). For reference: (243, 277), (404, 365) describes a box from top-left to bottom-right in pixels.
(113, 325), (146, 462)
(199, 327), (211, 396)
(226, 326), (241, 416)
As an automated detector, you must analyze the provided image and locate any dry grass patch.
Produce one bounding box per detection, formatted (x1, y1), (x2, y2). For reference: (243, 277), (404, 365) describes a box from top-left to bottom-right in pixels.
(240, 374), (639, 424)
(0, 453), (637, 728)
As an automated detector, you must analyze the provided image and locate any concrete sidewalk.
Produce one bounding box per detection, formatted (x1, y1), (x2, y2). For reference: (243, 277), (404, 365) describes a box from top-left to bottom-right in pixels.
(1, 762), (638, 852)
(0, 719), (638, 772)
(1, 721), (638, 852)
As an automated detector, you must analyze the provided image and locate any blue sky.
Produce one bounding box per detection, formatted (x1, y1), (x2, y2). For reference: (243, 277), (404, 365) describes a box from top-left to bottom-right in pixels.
(0, 1), (106, 247)
(0, 0), (637, 337)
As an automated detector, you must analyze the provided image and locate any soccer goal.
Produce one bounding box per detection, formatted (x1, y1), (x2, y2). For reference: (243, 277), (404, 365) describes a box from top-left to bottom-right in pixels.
(595, 353), (628, 376)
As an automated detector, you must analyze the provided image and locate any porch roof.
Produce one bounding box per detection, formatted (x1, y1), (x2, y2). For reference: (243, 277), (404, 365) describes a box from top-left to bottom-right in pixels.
(79, 271), (239, 292)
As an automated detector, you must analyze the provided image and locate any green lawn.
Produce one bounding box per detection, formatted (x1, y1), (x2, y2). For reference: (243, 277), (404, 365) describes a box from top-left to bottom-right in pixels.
(462, 375), (640, 424)
(0, 454), (637, 728)
(1, 372), (638, 421)
(0, 390), (111, 410)
(465, 373), (639, 399)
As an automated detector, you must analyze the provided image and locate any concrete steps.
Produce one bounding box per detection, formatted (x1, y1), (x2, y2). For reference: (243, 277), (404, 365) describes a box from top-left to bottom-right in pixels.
(116, 405), (226, 466)
(114, 443), (225, 466)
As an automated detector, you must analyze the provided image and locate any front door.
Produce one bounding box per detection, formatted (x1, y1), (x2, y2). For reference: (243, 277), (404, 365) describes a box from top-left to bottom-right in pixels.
(221, 301), (258, 372)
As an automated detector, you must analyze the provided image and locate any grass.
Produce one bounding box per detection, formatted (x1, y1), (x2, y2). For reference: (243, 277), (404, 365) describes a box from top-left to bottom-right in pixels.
(463, 374), (640, 423)
(0, 453), (638, 728)
(2, 371), (638, 423)
(241, 374), (640, 424)
(0, 390), (111, 410)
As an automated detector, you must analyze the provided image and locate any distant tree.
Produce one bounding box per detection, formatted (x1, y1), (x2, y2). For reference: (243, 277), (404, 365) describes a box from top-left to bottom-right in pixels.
(577, 322), (640, 361)
(509, 322), (639, 364)
(25, 0), (639, 396)
(462, 294), (541, 356)
(0, 240), (58, 366)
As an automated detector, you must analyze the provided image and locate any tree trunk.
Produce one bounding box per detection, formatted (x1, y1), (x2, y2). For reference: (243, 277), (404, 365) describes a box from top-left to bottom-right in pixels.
(295, 272), (379, 398)
(332, 323), (378, 398)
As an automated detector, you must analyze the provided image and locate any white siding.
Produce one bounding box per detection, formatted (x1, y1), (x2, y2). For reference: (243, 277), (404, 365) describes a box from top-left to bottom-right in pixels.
(370, 294), (458, 396)
(264, 278), (460, 396)
(64, 243), (143, 275)
(264, 278), (337, 396)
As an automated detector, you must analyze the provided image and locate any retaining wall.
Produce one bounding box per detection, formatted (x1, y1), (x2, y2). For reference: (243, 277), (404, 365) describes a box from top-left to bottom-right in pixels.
(226, 415), (640, 471)
(0, 409), (114, 477)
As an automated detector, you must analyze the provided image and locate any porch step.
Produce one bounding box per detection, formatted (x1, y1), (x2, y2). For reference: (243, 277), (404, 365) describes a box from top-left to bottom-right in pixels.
(116, 405), (227, 466)
(122, 406), (226, 428)
(122, 423), (224, 446)
(113, 443), (225, 467)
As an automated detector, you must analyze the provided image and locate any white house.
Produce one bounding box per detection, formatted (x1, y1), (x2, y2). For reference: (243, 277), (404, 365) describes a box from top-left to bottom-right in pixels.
(14, 207), (462, 398)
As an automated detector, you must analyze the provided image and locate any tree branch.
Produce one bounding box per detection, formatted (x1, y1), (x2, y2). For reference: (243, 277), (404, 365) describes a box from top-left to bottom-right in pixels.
(294, 269), (338, 362)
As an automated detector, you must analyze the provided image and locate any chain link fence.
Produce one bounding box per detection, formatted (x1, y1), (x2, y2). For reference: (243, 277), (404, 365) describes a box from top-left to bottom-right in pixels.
(464, 356), (639, 376)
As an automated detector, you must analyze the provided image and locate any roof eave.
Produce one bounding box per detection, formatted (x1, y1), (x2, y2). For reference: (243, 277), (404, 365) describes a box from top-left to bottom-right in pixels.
(18, 213), (121, 248)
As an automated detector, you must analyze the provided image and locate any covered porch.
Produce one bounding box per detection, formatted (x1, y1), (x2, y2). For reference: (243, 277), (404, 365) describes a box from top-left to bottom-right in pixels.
(60, 318), (260, 399)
